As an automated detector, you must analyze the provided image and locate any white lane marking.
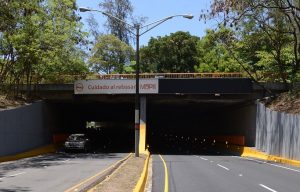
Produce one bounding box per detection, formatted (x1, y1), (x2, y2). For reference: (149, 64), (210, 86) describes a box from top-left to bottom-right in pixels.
(217, 164), (230, 171)
(61, 159), (70, 163)
(238, 174), (243, 177)
(8, 172), (26, 177)
(210, 161), (214, 163)
(194, 155), (208, 161)
(237, 156), (300, 173)
(259, 184), (277, 192)
(0, 172), (26, 180)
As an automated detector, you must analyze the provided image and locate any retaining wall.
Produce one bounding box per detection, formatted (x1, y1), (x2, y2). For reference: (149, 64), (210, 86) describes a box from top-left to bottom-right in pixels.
(0, 101), (51, 156)
(256, 102), (300, 160)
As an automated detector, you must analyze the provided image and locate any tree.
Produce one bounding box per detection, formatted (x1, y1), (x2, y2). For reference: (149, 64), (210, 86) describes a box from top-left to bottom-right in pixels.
(195, 27), (242, 73)
(88, 34), (134, 74)
(0, 0), (88, 96)
(99, 0), (133, 44)
(205, 0), (300, 84)
(140, 31), (199, 73)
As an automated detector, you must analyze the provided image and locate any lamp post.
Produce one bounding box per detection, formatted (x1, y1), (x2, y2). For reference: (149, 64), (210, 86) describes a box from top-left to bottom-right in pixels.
(79, 7), (193, 157)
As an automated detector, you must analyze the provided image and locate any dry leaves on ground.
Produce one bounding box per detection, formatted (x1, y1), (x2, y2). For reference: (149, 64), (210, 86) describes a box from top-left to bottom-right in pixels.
(89, 154), (146, 192)
(267, 92), (300, 115)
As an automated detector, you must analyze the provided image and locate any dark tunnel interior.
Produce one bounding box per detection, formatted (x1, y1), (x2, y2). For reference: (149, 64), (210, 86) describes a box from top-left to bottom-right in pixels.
(147, 100), (256, 154)
(45, 95), (256, 154)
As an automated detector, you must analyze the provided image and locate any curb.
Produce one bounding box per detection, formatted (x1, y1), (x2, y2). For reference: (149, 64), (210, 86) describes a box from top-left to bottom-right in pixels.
(242, 147), (300, 167)
(133, 151), (151, 192)
(0, 144), (56, 163)
(65, 153), (132, 192)
(216, 143), (300, 167)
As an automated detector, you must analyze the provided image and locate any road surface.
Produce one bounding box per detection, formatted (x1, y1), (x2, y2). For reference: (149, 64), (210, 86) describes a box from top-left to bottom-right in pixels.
(0, 152), (127, 192)
(153, 154), (300, 192)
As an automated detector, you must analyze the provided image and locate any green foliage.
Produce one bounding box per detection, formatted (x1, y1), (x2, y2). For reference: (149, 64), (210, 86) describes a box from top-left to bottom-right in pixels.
(0, 0), (88, 95)
(195, 28), (242, 73)
(140, 31), (199, 73)
(206, 0), (300, 85)
(88, 34), (134, 74)
(99, 0), (133, 44)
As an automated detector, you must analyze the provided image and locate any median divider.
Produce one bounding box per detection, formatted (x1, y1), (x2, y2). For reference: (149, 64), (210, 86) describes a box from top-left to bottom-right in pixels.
(0, 144), (56, 163)
(133, 150), (151, 192)
(65, 153), (132, 192)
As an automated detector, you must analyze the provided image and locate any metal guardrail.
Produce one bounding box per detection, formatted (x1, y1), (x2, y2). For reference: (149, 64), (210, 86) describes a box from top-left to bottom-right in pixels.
(94, 73), (244, 79)
(31, 73), (246, 84)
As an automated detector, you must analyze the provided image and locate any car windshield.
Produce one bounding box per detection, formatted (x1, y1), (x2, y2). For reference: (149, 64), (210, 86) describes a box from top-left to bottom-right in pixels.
(68, 135), (85, 141)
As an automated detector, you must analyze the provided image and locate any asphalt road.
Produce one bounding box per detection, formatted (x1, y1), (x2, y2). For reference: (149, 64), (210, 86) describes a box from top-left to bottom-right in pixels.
(153, 154), (300, 192)
(0, 152), (127, 192)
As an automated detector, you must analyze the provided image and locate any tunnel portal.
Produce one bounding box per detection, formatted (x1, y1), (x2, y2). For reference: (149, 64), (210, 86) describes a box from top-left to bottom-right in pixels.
(46, 94), (255, 154)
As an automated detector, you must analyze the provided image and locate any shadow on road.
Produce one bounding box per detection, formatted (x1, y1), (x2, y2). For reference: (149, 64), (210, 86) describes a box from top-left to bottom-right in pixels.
(0, 186), (31, 192)
(0, 152), (124, 173)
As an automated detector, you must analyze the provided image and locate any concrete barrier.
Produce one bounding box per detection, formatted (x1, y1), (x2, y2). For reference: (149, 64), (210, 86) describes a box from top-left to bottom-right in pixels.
(242, 147), (300, 167)
(216, 143), (300, 167)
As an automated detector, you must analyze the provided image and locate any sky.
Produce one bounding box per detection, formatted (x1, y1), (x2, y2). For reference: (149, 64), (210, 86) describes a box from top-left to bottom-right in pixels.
(76, 0), (215, 46)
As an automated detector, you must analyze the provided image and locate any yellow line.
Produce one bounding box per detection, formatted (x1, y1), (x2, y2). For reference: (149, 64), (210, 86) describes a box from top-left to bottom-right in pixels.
(64, 153), (132, 192)
(159, 155), (169, 192)
(0, 145), (56, 163)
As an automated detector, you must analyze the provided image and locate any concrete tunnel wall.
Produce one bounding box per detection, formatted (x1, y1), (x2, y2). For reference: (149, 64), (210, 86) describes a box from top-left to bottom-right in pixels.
(0, 101), (52, 156)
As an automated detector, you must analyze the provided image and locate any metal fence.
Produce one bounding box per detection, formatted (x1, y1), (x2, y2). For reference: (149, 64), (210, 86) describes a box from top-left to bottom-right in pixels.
(256, 102), (300, 160)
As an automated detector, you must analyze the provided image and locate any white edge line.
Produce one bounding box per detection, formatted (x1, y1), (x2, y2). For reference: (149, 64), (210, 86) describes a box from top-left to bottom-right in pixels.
(259, 184), (277, 192)
(200, 157), (208, 161)
(217, 164), (230, 171)
(238, 156), (300, 173)
(9, 172), (26, 177)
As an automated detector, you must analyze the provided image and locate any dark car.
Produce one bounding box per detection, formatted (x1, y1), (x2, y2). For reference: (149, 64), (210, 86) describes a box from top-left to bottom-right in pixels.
(64, 134), (91, 152)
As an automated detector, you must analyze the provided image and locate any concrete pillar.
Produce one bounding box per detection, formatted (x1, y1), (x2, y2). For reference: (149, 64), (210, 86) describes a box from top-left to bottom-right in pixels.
(139, 96), (147, 154)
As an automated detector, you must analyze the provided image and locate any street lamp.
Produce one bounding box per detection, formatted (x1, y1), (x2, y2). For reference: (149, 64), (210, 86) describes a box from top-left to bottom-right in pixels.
(79, 7), (193, 157)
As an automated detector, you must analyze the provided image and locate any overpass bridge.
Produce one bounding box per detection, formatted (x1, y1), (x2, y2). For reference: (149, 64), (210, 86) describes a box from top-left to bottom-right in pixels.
(24, 73), (288, 153)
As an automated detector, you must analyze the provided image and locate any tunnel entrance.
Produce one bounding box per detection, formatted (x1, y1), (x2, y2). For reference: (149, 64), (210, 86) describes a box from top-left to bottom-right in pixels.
(47, 99), (135, 152)
(147, 97), (256, 154)
(45, 94), (255, 154)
